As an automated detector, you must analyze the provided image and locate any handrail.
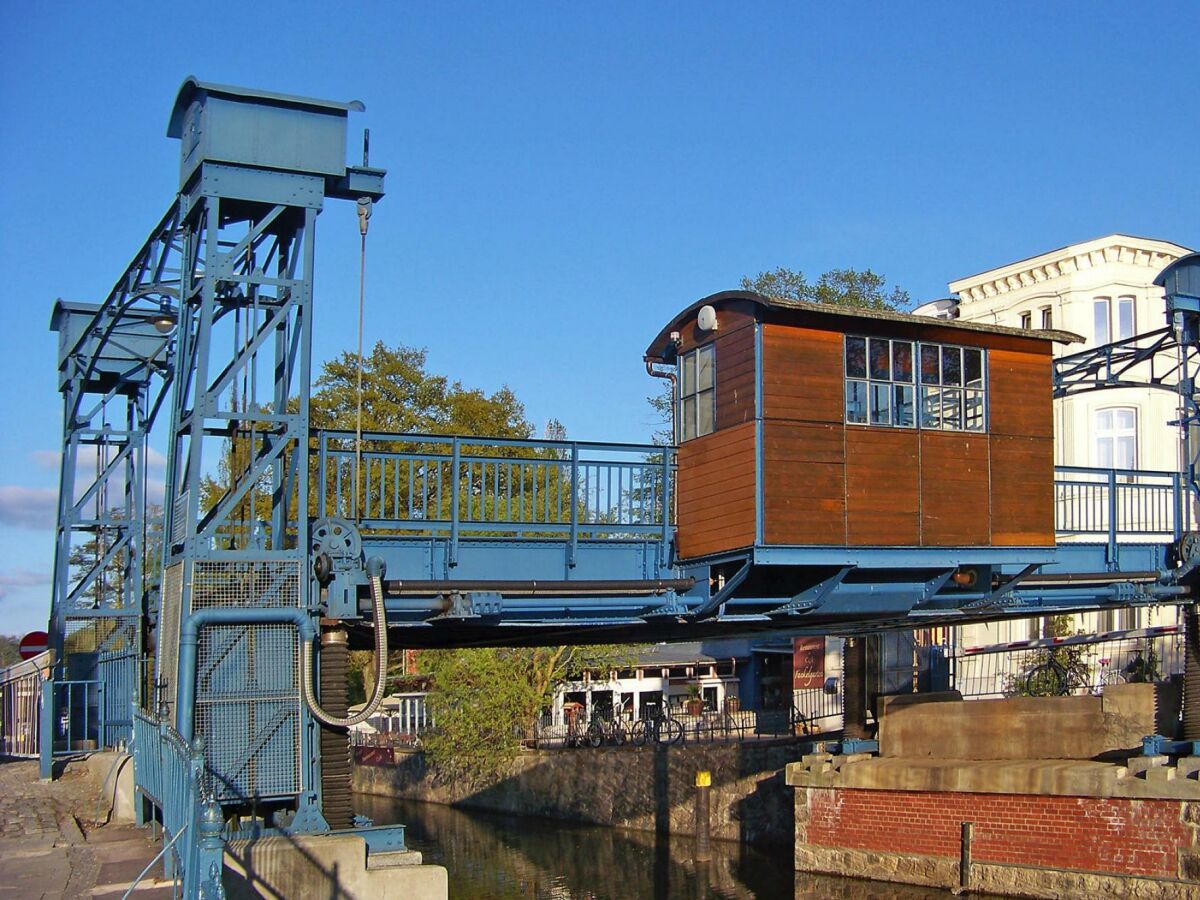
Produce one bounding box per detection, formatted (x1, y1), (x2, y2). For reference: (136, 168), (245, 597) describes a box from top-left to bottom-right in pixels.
(131, 707), (226, 898)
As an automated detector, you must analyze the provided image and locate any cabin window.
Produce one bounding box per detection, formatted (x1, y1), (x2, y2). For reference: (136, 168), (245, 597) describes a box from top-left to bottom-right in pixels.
(678, 344), (715, 441)
(845, 336), (986, 432)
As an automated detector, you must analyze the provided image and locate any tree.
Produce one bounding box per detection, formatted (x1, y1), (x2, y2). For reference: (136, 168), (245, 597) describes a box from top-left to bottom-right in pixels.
(311, 342), (533, 439)
(0, 636), (22, 668)
(741, 266), (910, 312)
(418, 643), (637, 785)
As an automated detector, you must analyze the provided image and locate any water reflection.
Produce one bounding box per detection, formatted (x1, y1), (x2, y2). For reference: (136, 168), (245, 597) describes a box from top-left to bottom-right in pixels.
(355, 794), (958, 899)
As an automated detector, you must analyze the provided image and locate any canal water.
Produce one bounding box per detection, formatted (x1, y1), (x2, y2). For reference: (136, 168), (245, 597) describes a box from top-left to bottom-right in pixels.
(356, 793), (960, 899)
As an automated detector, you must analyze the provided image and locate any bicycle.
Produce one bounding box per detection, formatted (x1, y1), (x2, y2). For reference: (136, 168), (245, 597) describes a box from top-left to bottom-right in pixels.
(1023, 655), (1071, 696)
(584, 715), (627, 747)
(630, 711), (684, 746)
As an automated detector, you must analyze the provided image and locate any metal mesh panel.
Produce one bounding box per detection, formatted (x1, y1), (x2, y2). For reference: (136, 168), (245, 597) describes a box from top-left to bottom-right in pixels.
(157, 563), (184, 725)
(195, 622), (301, 799)
(190, 560), (303, 801)
(192, 560), (300, 609)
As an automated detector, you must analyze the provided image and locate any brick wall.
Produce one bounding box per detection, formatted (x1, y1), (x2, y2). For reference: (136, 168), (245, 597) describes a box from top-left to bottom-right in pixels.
(800, 787), (1193, 879)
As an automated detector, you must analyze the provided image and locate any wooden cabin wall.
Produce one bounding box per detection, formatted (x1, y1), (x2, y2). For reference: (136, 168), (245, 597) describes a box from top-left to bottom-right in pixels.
(674, 303), (758, 559)
(759, 319), (1055, 548)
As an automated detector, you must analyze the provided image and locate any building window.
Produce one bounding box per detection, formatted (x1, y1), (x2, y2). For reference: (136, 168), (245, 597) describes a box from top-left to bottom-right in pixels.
(1019, 312), (1031, 330)
(1041, 307), (1053, 329)
(1093, 297), (1110, 345)
(845, 336), (985, 432)
(678, 344), (715, 441)
(1095, 407), (1136, 471)
(1116, 296), (1135, 340)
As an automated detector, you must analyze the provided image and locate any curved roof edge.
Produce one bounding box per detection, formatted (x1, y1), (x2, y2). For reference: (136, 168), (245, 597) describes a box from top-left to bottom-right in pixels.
(168, 76), (366, 137)
(645, 290), (1082, 360)
(1153, 251), (1200, 295)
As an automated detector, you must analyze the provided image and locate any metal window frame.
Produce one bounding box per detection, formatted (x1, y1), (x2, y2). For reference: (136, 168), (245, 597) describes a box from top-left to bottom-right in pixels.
(843, 335), (988, 434)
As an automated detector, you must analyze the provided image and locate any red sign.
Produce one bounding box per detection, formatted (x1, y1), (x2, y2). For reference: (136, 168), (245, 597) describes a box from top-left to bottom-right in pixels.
(18, 631), (49, 660)
(792, 637), (825, 690)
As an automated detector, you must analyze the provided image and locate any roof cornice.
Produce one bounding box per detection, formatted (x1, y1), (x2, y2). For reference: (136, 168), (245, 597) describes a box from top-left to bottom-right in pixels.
(949, 235), (1193, 303)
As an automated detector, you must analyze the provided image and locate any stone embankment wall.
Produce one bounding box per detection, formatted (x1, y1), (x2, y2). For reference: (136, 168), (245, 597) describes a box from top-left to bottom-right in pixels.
(353, 739), (806, 846)
(786, 684), (1200, 899)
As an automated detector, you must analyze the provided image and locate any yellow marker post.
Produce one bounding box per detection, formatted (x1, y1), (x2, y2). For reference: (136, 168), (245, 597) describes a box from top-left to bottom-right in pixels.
(694, 770), (712, 861)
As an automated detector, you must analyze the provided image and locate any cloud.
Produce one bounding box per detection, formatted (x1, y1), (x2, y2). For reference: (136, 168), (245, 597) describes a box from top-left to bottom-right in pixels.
(0, 486), (58, 530)
(0, 569), (51, 600)
(30, 450), (60, 471)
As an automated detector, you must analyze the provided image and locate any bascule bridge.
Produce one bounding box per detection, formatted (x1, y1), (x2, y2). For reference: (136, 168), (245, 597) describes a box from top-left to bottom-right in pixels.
(39, 79), (1200, 896)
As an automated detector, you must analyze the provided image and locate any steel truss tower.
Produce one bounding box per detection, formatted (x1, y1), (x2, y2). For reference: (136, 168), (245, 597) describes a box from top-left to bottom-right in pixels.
(153, 80), (383, 824)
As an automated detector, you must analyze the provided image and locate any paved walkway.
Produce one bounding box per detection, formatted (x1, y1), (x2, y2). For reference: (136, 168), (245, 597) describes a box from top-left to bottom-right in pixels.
(0, 758), (173, 899)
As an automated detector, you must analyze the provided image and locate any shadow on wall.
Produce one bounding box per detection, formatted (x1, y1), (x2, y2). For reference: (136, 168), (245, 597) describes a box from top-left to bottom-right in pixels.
(353, 735), (822, 847)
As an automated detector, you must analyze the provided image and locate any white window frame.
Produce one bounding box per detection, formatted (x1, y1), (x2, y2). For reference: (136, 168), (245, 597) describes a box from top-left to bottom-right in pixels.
(1095, 406), (1137, 472)
(1093, 297), (1111, 345)
(1019, 311), (1031, 330)
(1040, 306), (1053, 330)
(844, 336), (986, 433)
(677, 344), (715, 442)
(1116, 296), (1136, 341)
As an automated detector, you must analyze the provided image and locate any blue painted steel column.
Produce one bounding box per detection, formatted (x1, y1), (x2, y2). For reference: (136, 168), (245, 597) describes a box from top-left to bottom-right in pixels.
(39, 678), (53, 780)
(450, 438), (461, 568)
(754, 322), (764, 546)
(569, 444), (579, 569)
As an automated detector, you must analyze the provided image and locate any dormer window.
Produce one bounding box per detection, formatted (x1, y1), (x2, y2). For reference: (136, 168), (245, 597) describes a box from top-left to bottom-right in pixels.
(678, 344), (715, 441)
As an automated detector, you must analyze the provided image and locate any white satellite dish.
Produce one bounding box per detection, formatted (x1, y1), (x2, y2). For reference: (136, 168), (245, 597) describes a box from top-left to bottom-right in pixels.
(697, 304), (719, 332)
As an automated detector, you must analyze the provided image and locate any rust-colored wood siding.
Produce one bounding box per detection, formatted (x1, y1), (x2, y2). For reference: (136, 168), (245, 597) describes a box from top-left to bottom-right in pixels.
(758, 320), (1055, 547)
(673, 303), (759, 560)
(676, 422), (756, 559)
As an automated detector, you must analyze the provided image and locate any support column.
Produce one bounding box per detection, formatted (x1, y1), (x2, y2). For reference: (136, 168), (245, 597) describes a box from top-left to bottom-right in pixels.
(843, 637), (868, 741)
(318, 628), (353, 828)
(1184, 604), (1199, 741)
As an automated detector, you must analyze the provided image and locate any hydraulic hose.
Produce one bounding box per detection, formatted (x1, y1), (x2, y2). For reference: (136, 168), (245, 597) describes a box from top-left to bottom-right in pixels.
(302, 574), (389, 728)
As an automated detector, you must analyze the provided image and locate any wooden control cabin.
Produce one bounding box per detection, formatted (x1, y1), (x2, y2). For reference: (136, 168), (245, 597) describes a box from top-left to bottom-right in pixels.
(645, 292), (1080, 563)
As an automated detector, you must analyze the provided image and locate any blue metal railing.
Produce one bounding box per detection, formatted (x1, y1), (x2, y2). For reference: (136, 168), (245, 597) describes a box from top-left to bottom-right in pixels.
(1054, 466), (1189, 542)
(131, 708), (225, 897)
(315, 431), (673, 544)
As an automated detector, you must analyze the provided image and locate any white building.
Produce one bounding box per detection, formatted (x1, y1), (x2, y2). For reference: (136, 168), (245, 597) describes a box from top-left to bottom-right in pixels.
(937, 234), (1194, 644)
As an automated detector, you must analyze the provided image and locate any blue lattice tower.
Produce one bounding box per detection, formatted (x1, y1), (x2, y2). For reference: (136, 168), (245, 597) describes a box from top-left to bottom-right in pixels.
(151, 79), (383, 825)
(49, 298), (176, 752)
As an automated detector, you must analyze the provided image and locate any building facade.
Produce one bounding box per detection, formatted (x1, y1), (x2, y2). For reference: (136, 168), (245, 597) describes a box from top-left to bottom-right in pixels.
(938, 234), (1194, 642)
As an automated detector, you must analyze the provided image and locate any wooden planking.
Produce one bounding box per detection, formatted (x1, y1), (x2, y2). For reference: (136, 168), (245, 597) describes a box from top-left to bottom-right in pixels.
(987, 347), (1053, 438)
(763, 421), (846, 545)
(674, 302), (758, 355)
(676, 421), (756, 559)
(990, 435), (1054, 545)
(920, 432), (990, 546)
(846, 428), (920, 545)
(762, 324), (843, 424)
(715, 325), (756, 430)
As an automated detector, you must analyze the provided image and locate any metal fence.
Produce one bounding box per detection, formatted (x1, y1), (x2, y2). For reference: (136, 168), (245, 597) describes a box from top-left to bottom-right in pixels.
(525, 703), (827, 749)
(1054, 465), (1190, 540)
(953, 624), (1183, 700)
(131, 708), (225, 898)
(0, 653), (48, 758)
(349, 693), (433, 749)
(314, 431), (672, 542)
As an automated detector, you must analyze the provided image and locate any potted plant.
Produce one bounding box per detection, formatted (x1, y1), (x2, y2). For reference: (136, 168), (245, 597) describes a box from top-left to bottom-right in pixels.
(686, 684), (703, 716)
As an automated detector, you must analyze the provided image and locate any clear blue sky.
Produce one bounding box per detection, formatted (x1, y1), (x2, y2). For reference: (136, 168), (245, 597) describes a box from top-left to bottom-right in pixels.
(0, 2), (1196, 636)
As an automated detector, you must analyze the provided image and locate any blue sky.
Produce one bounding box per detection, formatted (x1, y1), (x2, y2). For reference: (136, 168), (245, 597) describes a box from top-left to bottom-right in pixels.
(0, 2), (1196, 636)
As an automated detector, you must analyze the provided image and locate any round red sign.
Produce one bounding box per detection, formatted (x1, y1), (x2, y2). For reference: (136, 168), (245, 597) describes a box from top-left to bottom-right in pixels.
(18, 631), (49, 660)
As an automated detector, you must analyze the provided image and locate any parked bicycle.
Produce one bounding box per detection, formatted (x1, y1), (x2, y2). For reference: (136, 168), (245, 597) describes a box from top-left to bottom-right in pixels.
(630, 710), (684, 746)
(584, 715), (627, 747)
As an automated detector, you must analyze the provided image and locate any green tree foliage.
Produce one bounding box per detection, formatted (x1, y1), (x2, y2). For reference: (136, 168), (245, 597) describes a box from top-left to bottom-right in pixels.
(418, 644), (637, 785)
(311, 342), (532, 438)
(0, 636), (23, 668)
(741, 266), (910, 311)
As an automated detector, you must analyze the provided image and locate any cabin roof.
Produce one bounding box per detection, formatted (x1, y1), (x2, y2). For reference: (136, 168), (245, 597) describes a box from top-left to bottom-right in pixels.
(645, 290), (1083, 360)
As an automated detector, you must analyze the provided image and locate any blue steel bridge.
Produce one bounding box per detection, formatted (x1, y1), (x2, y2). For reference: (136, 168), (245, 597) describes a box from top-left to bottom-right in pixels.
(37, 77), (1200, 897)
